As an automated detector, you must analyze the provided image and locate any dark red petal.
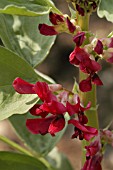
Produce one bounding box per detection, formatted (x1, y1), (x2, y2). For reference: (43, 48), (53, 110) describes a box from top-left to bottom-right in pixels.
(29, 104), (48, 118)
(68, 119), (89, 133)
(26, 116), (54, 135)
(69, 49), (80, 65)
(79, 114), (88, 124)
(92, 74), (103, 86)
(91, 60), (102, 72)
(41, 100), (66, 115)
(73, 32), (85, 47)
(66, 17), (76, 33)
(13, 77), (35, 94)
(33, 82), (57, 102)
(48, 116), (65, 136)
(75, 47), (90, 62)
(69, 119), (98, 141)
(49, 12), (64, 25)
(38, 24), (58, 36)
(79, 77), (92, 92)
(66, 101), (80, 116)
(76, 4), (85, 16)
(94, 40), (103, 54)
(82, 155), (102, 170)
(85, 140), (99, 157)
(84, 126), (98, 141)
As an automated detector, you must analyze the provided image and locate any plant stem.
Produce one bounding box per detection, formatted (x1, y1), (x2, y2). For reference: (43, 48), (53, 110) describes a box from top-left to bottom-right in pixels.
(0, 135), (33, 156)
(77, 13), (99, 164)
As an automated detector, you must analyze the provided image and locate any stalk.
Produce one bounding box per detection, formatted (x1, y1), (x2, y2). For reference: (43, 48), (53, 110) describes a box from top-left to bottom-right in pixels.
(0, 135), (33, 157)
(76, 13), (99, 164)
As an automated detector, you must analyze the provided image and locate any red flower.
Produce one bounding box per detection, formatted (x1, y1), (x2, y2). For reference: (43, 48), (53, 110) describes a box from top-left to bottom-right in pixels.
(26, 115), (65, 136)
(33, 81), (57, 103)
(94, 40), (103, 55)
(85, 140), (100, 159)
(73, 32), (85, 47)
(13, 78), (67, 136)
(27, 100), (66, 136)
(79, 74), (103, 92)
(49, 12), (64, 25)
(82, 140), (102, 170)
(38, 24), (58, 36)
(68, 119), (98, 141)
(69, 47), (103, 92)
(13, 77), (35, 94)
(66, 17), (76, 33)
(66, 95), (91, 124)
(76, 4), (85, 16)
(38, 12), (76, 36)
(82, 155), (102, 170)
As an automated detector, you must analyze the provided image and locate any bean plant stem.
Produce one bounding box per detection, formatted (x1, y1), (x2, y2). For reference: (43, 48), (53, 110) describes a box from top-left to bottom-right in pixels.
(77, 13), (99, 164)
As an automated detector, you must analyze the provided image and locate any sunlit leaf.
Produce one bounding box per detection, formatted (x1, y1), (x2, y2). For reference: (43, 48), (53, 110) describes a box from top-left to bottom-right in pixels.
(0, 14), (56, 67)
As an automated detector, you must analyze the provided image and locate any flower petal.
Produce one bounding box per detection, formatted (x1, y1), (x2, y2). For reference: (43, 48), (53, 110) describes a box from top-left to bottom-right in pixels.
(73, 32), (85, 47)
(26, 116), (54, 135)
(38, 24), (58, 36)
(30, 104), (48, 118)
(13, 77), (35, 94)
(79, 76), (92, 92)
(48, 116), (65, 136)
(94, 40), (103, 54)
(41, 100), (66, 115)
(49, 12), (64, 25)
(66, 17), (76, 33)
(69, 49), (80, 65)
(33, 82), (57, 102)
(92, 74), (103, 86)
(66, 101), (80, 116)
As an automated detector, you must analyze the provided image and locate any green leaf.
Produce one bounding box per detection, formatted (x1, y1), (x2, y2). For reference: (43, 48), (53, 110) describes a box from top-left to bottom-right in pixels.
(68, 5), (76, 19)
(0, 0), (61, 16)
(0, 46), (54, 120)
(0, 86), (38, 121)
(46, 147), (74, 170)
(0, 14), (56, 67)
(97, 0), (113, 23)
(9, 113), (69, 156)
(0, 151), (48, 170)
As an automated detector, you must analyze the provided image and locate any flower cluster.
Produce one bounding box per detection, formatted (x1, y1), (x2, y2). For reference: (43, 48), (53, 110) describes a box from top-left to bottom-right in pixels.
(39, 12), (77, 36)
(69, 32), (103, 92)
(67, 95), (98, 140)
(82, 139), (103, 170)
(100, 129), (113, 146)
(13, 77), (98, 141)
(68, 0), (99, 16)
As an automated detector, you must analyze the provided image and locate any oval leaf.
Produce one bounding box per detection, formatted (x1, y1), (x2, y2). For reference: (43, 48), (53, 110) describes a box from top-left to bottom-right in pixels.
(0, 151), (48, 170)
(0, 14), (56, 67)
(0, 0), (60, 16)
(97, 0), (113, 23)
(0, 46), (54, 120)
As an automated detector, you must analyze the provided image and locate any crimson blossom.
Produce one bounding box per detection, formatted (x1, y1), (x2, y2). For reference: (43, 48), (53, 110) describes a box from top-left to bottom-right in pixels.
(69, 32), (103, 92)
(38, 12), (76, 36)
(66, 95), (98, 141)
(13, 77), (67, 136)
(82, 140), (102, 170)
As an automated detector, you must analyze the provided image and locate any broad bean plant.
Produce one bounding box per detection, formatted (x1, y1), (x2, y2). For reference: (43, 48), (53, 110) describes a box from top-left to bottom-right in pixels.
(0, 0), (113, 170)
